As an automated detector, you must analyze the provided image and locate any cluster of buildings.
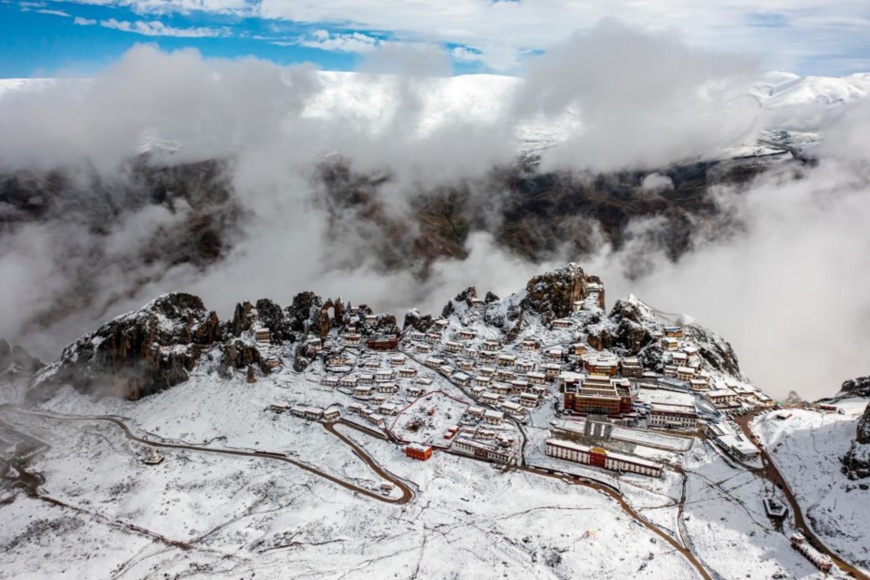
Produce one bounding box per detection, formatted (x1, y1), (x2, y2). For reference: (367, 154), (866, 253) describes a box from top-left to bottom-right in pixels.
(452, 433), (516, 464)
(281, 295), (772, 484)
(705, 421), (761, 461)
(270, 402), (341, 423)
(405, 325), (557, 424)
(545, 438), (663, 477)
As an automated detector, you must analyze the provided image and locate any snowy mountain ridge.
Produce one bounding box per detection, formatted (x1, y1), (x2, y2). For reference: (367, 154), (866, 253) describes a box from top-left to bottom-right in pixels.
(24, 263), (747, 405)
(2, 269), (869, 578)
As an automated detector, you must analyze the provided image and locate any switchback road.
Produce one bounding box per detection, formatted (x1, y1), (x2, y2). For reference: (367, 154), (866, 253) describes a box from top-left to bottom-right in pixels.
(0, 405), (414, 505)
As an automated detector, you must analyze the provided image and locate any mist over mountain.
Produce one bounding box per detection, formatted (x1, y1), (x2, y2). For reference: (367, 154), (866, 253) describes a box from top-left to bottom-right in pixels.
(2, 23), (870, 400)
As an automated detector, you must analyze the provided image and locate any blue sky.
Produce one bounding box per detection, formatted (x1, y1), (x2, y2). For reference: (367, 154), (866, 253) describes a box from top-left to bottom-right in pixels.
(1, 0), (869, 78)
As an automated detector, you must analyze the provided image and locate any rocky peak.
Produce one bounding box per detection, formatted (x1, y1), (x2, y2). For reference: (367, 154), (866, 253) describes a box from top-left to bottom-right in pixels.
(857, 404), (870, 445)
(521, 263), (600, 321)
(285, 291), (323, 334)
(603, 295), (657, 353)
(228, 301), (256, 337)
(403, 309), (434, 333)
(0, 339), (44, 379)
(843, 402), (870, 479)
(441, 286), (477, 318)
(840, 375), (870, 398)
(254, 298), (292, 343)
(30, 293), (219, 401)
(684, 323), (742, 378)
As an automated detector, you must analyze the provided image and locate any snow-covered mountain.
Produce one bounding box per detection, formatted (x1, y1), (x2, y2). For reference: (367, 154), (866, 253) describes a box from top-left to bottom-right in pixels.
(2, 263), (868, 579)
(749, 71), (870, 108)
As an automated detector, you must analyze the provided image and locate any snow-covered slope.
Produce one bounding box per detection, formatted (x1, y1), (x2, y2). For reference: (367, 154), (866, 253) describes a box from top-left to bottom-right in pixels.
(750, 72), (868, 108)
(5, 262), (853, 579)
(753, 401), (870, 572)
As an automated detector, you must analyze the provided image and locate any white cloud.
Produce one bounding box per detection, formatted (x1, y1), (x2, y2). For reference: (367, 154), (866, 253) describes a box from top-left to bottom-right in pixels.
(0, 36), (868, 402)
(35, 0), (870, 73)
(299, 29), (383, 53)
(74, 16), (96, 26)
(450, 46), (484, 63)
(36, 8), (71, 17)
(99, 18), (230, 38)
(640, 173), (674, 192)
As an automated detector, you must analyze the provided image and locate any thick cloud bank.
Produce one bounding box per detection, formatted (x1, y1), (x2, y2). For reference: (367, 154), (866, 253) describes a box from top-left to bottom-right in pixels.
(1, 22), (869, 400)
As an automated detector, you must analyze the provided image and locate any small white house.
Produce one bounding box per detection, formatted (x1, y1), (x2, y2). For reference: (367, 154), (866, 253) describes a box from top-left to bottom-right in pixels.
(527, 371), (547, 385)
(483, 410), (505, 425)
(482, 340), (500, 352)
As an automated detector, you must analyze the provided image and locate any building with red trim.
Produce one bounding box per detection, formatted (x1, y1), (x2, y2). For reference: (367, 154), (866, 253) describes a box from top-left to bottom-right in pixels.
(405, 443), (433, 461)
(545, 439), (662, 477)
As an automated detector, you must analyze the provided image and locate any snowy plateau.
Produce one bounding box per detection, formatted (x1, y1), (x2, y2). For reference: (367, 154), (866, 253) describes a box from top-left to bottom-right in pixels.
(1, 263), (868, 580)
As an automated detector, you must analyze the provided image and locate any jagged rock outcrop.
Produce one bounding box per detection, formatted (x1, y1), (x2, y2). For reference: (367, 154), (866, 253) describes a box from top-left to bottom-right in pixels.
(840, 376), (870, 398)
(372, 314), (400, 335)
(403, 310), (434, 333)
(254, 298), (293, 343)
(30, 293), (219, 401)
(521, 263), (598, 321)
(218, 339), (268, 379)
(227, 301), (256, 337)
(843, 403), (870, 479)
(0, 340), (44, 381)
(285, 292), (323, 335)
(601, 297), (654, 354)
(442, 287), (477, 318)
(22, 262), (755, 405)
(857, 405), (870, 445)
(686, 323), (742, 378)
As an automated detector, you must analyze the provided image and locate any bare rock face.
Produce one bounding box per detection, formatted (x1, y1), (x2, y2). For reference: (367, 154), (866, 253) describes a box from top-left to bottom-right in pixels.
(285, 291), (323, 335)
(227, 301), (256, 337)
(403, 310), (434, 333)
(30, 293), (219, 401)
(521, 263), (598, 321)
(1, 340), (43, 376)
(858, 405), (870, 445)
(604, 298), (654, 354)
(686, 323), (742, 378)
(254, 298), (293, 343)
(843, 403), (870, 479)
(373, 314), (400, 335)
(442, 286), (477, 318)
(841, 376), (870, 398)
(218, 339), (267, 379)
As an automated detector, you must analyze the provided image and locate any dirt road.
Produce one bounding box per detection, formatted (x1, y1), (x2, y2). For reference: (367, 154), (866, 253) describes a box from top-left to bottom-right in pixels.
(1, 405), (414, 505)
(735, 411), (868, 580)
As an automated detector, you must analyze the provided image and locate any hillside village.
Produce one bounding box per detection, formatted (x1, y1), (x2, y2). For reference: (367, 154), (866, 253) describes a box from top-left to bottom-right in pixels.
(3, 263), (868, 578)
(247, 266), (773, 482)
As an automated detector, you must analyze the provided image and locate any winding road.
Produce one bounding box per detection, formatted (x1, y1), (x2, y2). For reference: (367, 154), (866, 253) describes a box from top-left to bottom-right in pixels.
(519, 463), (713, 580)
(0, 405), (414, 505)
(8, 398), (847, 580)
(735, 411), (868, 580)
